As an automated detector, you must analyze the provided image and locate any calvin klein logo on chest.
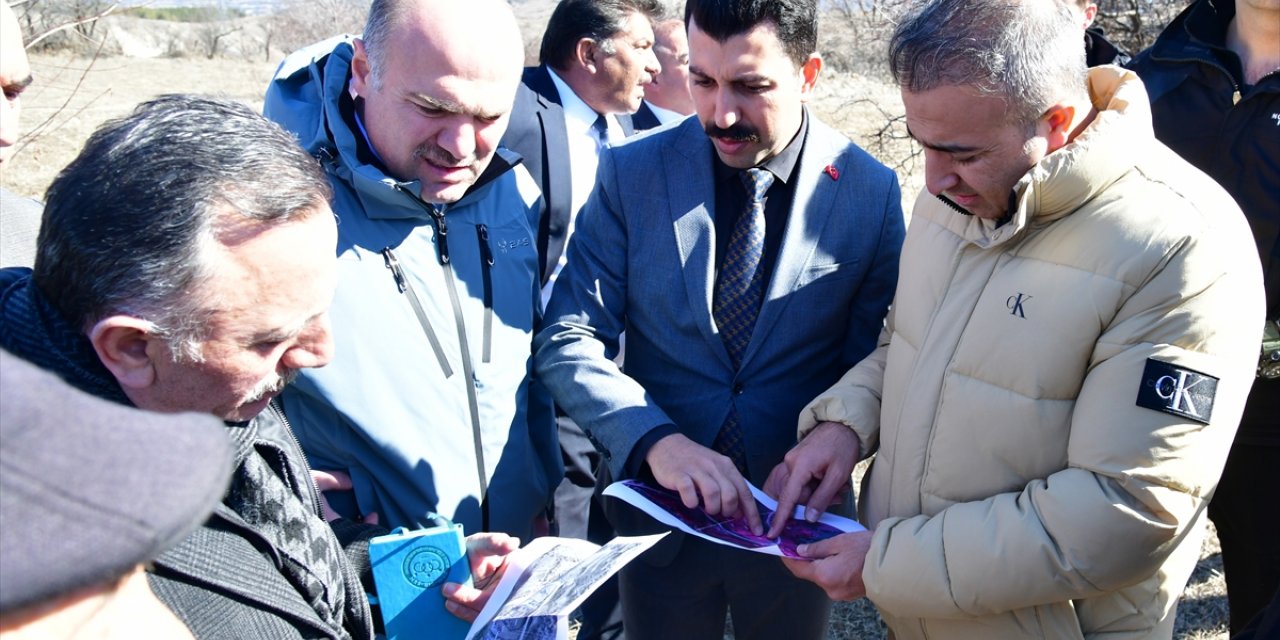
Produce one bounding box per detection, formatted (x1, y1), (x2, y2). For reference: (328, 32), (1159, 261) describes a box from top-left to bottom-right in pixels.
(1006, 293), (1032, 318)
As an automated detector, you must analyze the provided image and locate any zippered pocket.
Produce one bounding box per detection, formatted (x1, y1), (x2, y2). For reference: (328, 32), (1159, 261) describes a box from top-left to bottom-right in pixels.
(382, 247), (455, 377)
(477, 224), (494, 363)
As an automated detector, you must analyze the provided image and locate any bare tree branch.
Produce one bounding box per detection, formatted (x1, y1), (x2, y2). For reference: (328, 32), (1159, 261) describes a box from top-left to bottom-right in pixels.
(24, 3), (117, 49)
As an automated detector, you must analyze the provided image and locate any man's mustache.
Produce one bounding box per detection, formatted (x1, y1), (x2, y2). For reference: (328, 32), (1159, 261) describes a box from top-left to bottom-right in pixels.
(245, 368), (299, 405)
(415, 144), (475, 168)
(704, 123), (760, 143)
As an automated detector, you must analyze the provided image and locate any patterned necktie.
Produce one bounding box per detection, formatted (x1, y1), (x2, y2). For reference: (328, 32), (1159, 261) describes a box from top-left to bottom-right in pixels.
(711, 167), (774, 470)
(591, 114), (609, 152)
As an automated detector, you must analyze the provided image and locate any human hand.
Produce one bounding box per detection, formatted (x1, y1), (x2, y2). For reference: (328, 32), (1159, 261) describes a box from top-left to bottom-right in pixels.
(309, 469), (378, 524)
(443, 533), (521, 621)
(644, 433), (763, 535)
(762, 467), (849, 527)
(764, 422), (860, 539)
(781, 529), (873, 601)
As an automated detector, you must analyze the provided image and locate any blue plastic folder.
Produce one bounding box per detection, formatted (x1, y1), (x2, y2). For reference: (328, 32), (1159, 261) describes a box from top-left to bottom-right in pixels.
(369, 523), (472, 639)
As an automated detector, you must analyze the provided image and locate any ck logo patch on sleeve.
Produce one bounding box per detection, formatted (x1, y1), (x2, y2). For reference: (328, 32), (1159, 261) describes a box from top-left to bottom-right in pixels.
(1135, 358), (1218, 424)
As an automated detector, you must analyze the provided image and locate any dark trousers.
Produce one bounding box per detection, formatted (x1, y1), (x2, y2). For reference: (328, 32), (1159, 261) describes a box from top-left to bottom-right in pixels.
(619, 535), (831, 640)
(1209, 378), (1280, 636)
(1233, 585), (1280, 640)
(554, 414), (624, 640)
(1210, 442), (1280, 635)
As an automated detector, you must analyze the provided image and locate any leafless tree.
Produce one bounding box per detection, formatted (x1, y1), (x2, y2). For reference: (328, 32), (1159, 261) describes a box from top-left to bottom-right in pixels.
(818, 0), (1191, 173)
(17, 0), (118, 52)
(1094, 0), (1188, 55)
(819, 0), (909, 78)
(189, 5), (243, 59)
(269, 0), (368, 55)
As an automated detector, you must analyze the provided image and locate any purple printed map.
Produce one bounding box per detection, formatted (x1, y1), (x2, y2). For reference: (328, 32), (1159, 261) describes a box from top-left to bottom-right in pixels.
(603, 479), (864, 559)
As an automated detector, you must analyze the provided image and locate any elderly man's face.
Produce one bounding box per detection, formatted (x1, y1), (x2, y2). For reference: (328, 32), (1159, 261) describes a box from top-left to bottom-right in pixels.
(351, 13), (520, 204)
(591, 10), (660, 114)
(0, 4), (32, 167)
(688, 17), (819, 169)
(903, 84), (1048, 221)
(136, 208), (338, 422)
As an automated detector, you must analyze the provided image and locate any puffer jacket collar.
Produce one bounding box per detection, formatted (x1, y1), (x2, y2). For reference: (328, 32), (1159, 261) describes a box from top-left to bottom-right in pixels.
(928, 67), (1154, 251)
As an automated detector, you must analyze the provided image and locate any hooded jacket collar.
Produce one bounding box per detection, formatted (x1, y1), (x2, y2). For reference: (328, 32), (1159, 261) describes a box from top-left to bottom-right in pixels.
(268, 36), (524, 222)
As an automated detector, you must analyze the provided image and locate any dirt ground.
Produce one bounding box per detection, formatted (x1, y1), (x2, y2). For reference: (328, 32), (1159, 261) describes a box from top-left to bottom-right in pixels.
(1, 53), (279, 198)
(0, 52), (1230, 640)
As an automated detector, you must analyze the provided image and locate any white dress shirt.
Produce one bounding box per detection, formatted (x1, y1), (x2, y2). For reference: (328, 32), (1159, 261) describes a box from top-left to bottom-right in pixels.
(541, 68), (622, 308)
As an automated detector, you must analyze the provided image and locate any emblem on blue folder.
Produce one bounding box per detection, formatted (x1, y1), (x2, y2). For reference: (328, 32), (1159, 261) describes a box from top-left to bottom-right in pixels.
(403, 545), (452, 589)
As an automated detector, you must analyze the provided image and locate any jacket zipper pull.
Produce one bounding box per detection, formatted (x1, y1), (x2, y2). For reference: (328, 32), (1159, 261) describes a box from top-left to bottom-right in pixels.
(477, 224), (494, 266)
(382, 247), (407, 292)
(315, 146), (338, 170)
(392, 184), (451, 265)
(432, 207), (451, 265)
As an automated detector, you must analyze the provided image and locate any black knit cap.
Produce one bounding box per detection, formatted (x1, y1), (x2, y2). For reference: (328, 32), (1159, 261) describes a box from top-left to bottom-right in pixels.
(0, 348), (232, 615)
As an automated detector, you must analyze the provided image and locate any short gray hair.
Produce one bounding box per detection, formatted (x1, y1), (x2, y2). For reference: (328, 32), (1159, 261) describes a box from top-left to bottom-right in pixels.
(889, 0), (1087, 126)
(360, 0), (412, 88)
(34, 94), (332, 361)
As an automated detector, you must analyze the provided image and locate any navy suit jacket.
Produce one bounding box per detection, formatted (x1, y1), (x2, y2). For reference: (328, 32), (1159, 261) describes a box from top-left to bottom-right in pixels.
(534, 113), (905, 542)
(502, 64), (635, 284)
(630, 101), (663, 132)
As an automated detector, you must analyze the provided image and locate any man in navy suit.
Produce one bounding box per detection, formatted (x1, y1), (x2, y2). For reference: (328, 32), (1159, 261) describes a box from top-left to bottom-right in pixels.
(534, 0), (905, 637)
(503, 0), (663, 298)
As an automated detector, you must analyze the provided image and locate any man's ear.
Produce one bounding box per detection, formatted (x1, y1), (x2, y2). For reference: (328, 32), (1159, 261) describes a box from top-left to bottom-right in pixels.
(1082, 4), (1098, 28)
(88, 316), (159, 391)
(798, 54), (823, 101)
(351, 38), (373, 98)
(575, 38), (601, 73)
(1041, 103), (1077, 153)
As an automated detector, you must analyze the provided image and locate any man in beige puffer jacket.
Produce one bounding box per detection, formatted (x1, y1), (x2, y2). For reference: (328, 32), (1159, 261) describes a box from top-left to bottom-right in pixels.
(764, 0), (1265, 638)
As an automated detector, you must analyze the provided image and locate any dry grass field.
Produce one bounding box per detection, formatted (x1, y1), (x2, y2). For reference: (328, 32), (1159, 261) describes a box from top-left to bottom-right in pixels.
(1, 52), (279, 198)
(0, 43), (1230, 640)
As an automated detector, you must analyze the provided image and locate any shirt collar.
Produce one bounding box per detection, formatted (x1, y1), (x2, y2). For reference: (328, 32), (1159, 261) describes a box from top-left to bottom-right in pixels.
(547, 67), (615, 141)
(646, 102), (689, 126)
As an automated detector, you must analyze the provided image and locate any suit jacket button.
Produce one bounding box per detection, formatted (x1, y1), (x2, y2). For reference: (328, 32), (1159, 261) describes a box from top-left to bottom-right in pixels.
(733, 384), (744, 395)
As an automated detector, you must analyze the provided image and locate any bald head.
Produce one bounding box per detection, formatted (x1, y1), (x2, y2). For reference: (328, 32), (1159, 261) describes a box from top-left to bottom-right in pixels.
(1, 2), (33, 166)
(362, 0), (523, 90)
(351, 0), (525, 202)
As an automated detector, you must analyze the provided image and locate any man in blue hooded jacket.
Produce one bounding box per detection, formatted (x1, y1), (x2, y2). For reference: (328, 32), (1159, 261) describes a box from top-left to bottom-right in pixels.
(264, 0), (560, 540)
